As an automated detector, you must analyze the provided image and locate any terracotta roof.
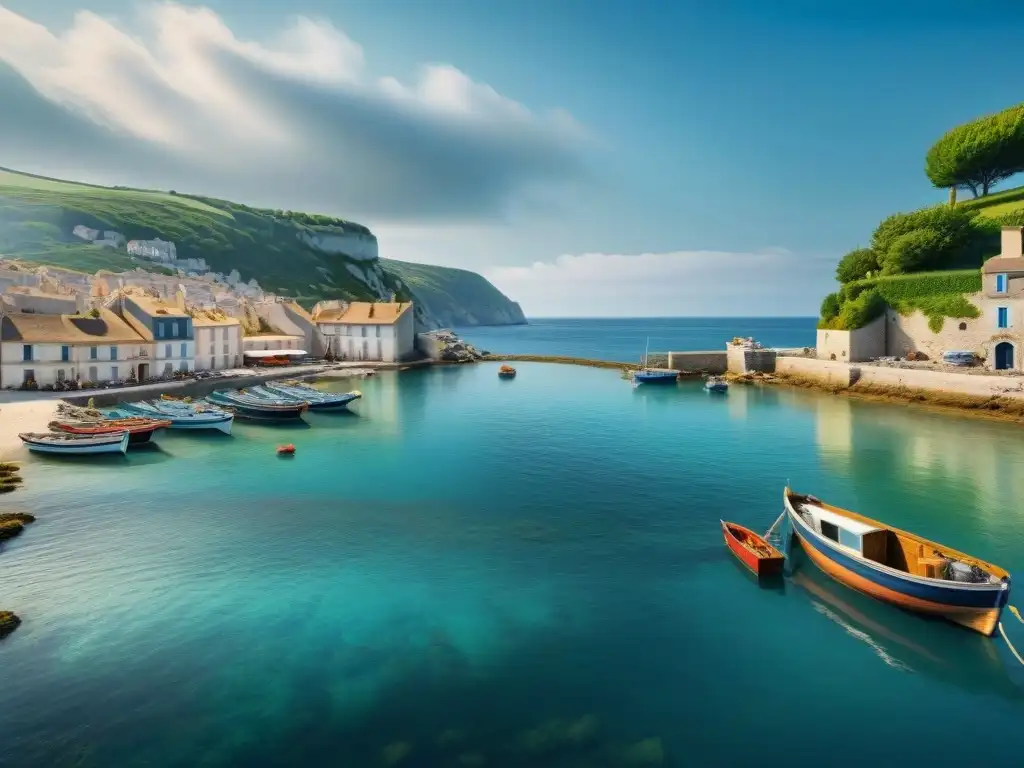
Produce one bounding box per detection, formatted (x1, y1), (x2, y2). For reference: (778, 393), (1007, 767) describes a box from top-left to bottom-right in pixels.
(1, 309), (146, 344)
(983, 257), (1024, 274)
(315, 301), (412, 325)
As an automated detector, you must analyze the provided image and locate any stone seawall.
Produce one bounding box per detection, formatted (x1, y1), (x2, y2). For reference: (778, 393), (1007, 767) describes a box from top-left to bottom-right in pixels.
(667, 351), (727, 373)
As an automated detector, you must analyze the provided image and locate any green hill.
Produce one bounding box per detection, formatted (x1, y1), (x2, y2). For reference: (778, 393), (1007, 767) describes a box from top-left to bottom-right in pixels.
(0, 168), (525, 326)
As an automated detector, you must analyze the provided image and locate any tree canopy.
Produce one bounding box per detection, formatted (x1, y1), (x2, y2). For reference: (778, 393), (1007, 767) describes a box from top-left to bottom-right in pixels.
(835, 248), (878, 283)
(925, 104), (1024, 197)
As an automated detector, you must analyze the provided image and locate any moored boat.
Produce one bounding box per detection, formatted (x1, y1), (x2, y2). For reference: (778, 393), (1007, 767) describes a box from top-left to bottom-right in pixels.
(784, 487), (1011, 636)
(205, 390), (308, 420)
(116, 401), (235, 434)
(261, 383), (362, 410)
(19, 431), (130, 456)
(48, 417), (171, 445)
(705, 376), (729, 393)
(721, 520), (785, 579)
(498, 365), (517, 379)
(630, 337), (677, 385)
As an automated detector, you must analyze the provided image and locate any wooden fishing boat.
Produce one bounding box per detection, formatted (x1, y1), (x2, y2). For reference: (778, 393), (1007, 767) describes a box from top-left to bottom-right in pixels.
(116, 401), (234, 434)
(48, 417), (171, 445)
(721, 520), (785, 579)
(784, 487), (1012, 636)
(277, 443), (296, 455)
(261, 383), (362, 411)
(704, 376), (729, 393)
(206, 390), (308, 420)
(19, 431), (130, 456)
(498, 365), (516, 379)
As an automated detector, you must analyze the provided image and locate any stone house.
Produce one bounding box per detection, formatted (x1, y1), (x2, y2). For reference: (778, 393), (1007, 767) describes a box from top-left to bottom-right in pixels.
(817, 226), (1024, 371)
(314, 301), (415, 362)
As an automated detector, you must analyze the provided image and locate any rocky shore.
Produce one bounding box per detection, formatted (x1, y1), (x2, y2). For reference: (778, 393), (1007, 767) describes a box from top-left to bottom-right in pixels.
(420, 329), (487, 363)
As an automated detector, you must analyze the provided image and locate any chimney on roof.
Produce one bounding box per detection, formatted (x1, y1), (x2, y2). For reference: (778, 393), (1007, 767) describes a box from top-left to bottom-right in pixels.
(369, 304), (375, 318)
(1001, 226), (1024, 259)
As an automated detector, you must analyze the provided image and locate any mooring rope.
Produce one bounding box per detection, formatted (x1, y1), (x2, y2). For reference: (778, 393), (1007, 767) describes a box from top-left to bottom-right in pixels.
(999, 604), (1024, 668)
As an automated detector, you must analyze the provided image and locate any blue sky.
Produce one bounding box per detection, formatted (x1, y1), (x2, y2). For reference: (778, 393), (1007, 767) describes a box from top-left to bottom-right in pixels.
(2, 0), (1024, 316)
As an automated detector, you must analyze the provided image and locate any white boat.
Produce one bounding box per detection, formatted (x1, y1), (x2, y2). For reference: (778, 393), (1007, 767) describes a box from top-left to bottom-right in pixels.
(19, 431), (130, 455)
(115, 400), (234, 434)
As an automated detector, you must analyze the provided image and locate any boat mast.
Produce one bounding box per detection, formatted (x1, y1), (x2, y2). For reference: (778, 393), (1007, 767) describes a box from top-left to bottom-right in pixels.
(643, 336), (650, 370)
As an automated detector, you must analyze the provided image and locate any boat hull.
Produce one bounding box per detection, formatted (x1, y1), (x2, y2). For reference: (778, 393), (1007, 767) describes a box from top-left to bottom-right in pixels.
(705, 383), (728, 393)
(632, 371), (678, 384)
(20, 432), (129, 455)
(117, 404), (234, 434)
(260, 385), (358, 410)
(206, 393), (307, 420)
(722, 521), (785, 579)
(785, 491), (1010, 636)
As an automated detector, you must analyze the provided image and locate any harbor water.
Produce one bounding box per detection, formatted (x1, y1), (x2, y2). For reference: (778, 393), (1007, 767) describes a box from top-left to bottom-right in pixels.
(1, 362), (1024, 766)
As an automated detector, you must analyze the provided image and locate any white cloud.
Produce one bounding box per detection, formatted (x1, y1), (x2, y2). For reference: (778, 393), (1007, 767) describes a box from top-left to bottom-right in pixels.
(0, 2), (589, 221)
(483, 249), (838, 317)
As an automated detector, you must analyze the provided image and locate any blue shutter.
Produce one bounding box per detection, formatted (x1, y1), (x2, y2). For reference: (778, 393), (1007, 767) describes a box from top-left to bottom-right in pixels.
(997, 274), (1007, 293)
(998, 307), (1009, 328)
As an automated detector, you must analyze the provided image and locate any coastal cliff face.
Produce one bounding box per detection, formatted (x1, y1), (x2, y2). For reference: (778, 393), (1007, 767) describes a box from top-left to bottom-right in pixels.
(297, 229), (379, 262)
(381, 258), (527, 328)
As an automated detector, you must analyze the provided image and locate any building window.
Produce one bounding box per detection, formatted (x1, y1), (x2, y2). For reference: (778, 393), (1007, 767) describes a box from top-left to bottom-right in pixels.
(222, 327), (228, 340)
(998, 307), (1010, 329)
(57, 369), (66, 382)
(223, 354), (229, 368)
(375, 325), (381, 338)
(361, 326), (367, 337)
(172, 321), (179, 336)
(180, 342), (187, 358)
(110, 346), (117, 360)
(22, 345), (31, 362)
(111, 366), (118, 379)
(157, 323), (165, 339)
(90, 346), (98, 360)
(23, 369), (34, 383)
(223, 343), (228, 354)
(179, 361), (188, 372)
(210, 343), (215, 354)
(88, 366), (98, 382)
(997, 274), (1008, 293)
(165, 343), (172, 358)
(61, 345), (70, 362)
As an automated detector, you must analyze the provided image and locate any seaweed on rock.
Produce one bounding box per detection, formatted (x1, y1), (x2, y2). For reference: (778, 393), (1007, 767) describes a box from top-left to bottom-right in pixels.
(0, 610), (21, 638)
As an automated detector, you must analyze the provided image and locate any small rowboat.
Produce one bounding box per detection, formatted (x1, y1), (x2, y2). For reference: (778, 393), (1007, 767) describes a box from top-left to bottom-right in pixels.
(19, 431), (130, 456)
(277, 444), (296, 455)
(49, 417), (171, 445)
(721, 520), (785, 579)
(784, 488), (1011, 636)
(704, 376), (729, 393)
(498, 365), (516, 379)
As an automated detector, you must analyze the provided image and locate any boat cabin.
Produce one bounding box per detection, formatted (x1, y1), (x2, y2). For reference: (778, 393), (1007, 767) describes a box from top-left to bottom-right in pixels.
(801, 503), (889, 564)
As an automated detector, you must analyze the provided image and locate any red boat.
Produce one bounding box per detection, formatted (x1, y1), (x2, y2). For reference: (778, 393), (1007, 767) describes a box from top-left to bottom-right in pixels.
(721, 520), (785, 579)
(49, 417), (172, 445)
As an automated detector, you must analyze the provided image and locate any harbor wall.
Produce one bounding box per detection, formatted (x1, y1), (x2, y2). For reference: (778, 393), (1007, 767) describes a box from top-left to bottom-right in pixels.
(773, 356), (1024, 397)
(667, 351), (727, 373)
(816, 315), (885, 362)
(726, 346), (777, 374)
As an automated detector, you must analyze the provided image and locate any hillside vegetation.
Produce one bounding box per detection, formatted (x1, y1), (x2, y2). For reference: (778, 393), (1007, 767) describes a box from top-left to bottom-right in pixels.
(822, 100), (1024, 331)
(0, 168), (526, 326)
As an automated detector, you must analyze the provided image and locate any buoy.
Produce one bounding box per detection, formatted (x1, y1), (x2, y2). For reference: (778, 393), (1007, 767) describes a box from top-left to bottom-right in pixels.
(277, 444), (296, 455)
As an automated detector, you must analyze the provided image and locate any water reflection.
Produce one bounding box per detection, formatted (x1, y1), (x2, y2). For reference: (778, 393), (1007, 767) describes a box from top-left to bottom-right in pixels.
(788, 556), (1024, 702)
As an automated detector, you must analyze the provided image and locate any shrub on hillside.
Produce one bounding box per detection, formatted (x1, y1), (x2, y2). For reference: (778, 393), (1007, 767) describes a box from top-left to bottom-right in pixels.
(870, 205), (981, 270)
(835, 248), (878, 283)
(881, 228), (945, 274)
(820, 292), (841, 322)
(834, 287), (886, 330)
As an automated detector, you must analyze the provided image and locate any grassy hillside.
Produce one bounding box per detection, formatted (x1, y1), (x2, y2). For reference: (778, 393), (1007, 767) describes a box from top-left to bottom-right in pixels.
(0, 167), (396, 305)
(960, 184), (1024, 218)
(381, 259), (526, 326)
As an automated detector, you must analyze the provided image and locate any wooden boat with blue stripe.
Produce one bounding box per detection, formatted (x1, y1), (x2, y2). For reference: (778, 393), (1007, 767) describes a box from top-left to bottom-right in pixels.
(784, 487), (1011, 636)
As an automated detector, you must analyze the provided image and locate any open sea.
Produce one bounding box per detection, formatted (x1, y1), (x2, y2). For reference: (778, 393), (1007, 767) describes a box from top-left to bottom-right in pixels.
(3, 318), (1024, 767)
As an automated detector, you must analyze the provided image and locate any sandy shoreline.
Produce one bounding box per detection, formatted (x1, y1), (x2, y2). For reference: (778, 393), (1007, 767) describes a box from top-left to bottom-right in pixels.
(0, 401), (60, 461)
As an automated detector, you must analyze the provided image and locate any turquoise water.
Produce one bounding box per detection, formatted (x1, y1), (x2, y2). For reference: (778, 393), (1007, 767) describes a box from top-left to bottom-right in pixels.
(2, 363), (1024, 767)
(458, 317), (817, 360)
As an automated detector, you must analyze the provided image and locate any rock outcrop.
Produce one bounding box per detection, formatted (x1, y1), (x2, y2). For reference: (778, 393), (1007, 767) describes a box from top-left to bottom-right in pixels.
(418, 329), (485, 363)
(0, 611), (20, 638)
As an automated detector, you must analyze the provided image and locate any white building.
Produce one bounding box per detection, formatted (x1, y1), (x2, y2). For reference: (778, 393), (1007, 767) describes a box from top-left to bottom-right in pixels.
(127, 239), (177, 262)
(242, 334), (305, 353)
(0, 309), (147, 388)
(111, 291), (195, 378)
(72, 225), (100, 242)
(314, 301), (415, 362)
(193, 313), (242, 370)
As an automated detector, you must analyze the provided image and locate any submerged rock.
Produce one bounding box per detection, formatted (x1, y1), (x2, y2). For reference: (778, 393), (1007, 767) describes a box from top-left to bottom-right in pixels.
(0, 519), (24, 541)
(381, 741), (412, 766)
(0, 611), (21, 638)
(621, 738), (665, 766)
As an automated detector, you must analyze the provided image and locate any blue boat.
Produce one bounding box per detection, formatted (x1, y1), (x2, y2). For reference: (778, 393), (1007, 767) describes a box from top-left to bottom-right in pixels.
(261, 382), (362, 411)
(205, 390), (308, 421)
(784, 488), (1011, 637)
(631, 337), (678, 386)
(704, 376), (729, 393)
(114, 400), (234, 434)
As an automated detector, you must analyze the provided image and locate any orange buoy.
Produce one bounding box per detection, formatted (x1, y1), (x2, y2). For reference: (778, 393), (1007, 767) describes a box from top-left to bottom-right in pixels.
(277, 443), (296, 455)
